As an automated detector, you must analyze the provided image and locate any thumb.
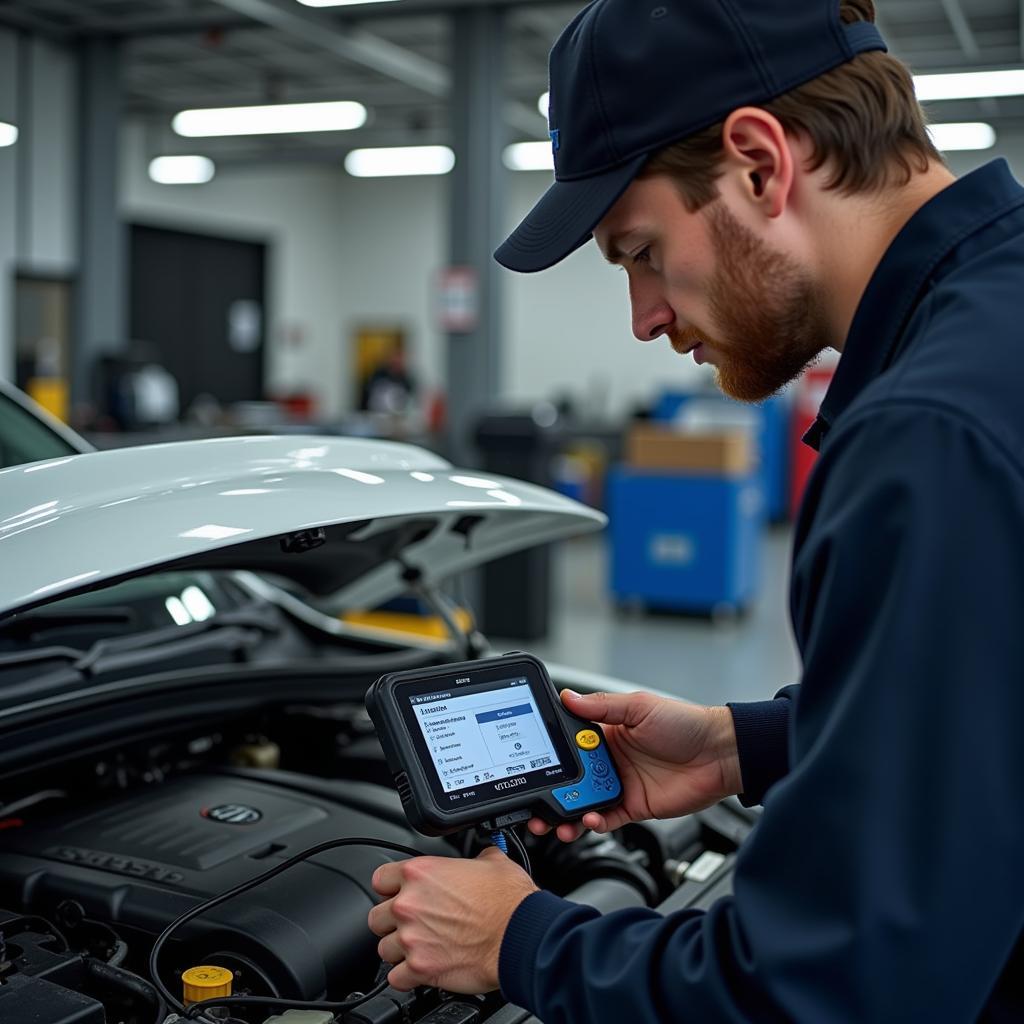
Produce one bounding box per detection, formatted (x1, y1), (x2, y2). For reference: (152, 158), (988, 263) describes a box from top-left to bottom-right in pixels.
(478, 845), (510, 862)
(561, 688), (642, 727)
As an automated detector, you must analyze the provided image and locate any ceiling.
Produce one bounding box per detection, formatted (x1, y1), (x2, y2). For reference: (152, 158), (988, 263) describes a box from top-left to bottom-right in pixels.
(0, 0), (1022, 166)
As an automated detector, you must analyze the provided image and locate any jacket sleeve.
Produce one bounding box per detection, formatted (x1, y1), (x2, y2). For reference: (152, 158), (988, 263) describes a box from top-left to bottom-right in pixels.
(727, 684), (797, 806)
(499, 405), (1024, 1022)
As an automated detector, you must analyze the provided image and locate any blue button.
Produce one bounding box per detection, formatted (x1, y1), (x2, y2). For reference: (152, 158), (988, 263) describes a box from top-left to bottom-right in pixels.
(593, 761), (609, 778)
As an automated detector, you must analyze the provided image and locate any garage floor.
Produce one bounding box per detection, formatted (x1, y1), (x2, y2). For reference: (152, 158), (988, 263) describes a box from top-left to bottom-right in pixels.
(493, 529), (801, 707)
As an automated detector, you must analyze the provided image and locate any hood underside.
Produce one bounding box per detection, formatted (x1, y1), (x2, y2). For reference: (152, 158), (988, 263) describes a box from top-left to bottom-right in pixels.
(0, 435), (606, 620)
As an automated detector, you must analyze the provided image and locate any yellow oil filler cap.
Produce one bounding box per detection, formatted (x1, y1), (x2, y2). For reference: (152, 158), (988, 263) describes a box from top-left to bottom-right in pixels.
(182, 965), (233, 1007)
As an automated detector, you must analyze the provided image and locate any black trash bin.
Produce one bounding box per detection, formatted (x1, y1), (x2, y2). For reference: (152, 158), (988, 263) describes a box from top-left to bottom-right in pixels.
(473, 410), (561, 641)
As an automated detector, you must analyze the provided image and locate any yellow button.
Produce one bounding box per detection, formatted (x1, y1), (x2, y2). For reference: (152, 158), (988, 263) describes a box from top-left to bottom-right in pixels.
(182, 965), (233, 1007)
(575, 729), (600, 750)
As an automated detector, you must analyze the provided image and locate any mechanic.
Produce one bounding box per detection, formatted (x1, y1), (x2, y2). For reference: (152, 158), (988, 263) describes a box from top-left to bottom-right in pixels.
(368, 0), (1024, 1018)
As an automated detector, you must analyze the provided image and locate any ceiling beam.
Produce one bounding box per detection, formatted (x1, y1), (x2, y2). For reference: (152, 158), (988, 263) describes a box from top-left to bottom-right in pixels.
(0, 8), (72, 39)
(17, 0), (81, 18)
(0, 0), (574, 40)
(301, 0), (575, 19)
(515, 5), (571, 41)
(4, 0), (254, 38)
(99, 15), (255, 38)
(939, 0), (981, 61)
(211, 0), (449, 95)
(209, 0), (545, 138)
(95, 11), (253, 36)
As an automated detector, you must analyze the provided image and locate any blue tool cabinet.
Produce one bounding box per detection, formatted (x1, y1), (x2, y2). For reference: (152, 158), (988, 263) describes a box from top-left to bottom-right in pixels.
(608, 468), (763, 614)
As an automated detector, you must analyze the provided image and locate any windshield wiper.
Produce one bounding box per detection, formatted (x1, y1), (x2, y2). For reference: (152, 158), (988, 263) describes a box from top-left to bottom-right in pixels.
(0, 611), (281, 675)
(74, 612), (282, 674)
(0, 607), (137, 641)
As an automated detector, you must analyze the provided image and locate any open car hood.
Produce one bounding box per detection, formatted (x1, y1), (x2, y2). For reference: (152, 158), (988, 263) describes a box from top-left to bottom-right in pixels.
(0, 435), (605, 619)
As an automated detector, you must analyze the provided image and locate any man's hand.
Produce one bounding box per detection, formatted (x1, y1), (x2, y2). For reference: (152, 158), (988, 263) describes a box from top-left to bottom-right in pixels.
(368, 847), (538, 993)
(530, 689), (742, 842)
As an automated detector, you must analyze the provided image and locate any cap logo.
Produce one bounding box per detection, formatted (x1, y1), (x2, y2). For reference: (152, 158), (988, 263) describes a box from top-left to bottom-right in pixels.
(651, 6), (668, 18)
(549, 129), (561, 153)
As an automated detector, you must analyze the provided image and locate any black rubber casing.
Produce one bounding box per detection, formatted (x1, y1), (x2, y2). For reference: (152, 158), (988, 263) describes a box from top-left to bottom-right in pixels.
(365, 653), (622, 837)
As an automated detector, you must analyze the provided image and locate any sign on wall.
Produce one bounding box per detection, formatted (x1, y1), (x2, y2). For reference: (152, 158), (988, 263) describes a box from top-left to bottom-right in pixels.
(437, 267), (479, 334)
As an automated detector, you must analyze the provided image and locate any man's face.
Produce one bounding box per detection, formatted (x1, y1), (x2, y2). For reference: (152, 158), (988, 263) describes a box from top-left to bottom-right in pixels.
(594, 175), (829, 402)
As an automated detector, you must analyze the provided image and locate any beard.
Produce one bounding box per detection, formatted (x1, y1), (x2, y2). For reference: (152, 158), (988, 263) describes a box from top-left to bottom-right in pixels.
(668, 202), (830, 403)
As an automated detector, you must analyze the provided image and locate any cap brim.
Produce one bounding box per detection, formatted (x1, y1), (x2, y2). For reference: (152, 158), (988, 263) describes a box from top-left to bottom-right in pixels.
(495, 154), (648, 273)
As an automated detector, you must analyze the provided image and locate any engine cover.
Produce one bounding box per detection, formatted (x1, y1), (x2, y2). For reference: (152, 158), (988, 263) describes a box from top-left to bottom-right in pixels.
(0, 772), (436, 1000)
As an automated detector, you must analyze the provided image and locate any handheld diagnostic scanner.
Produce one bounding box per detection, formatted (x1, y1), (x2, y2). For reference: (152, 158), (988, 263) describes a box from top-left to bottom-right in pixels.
(365, 653), (622, 836)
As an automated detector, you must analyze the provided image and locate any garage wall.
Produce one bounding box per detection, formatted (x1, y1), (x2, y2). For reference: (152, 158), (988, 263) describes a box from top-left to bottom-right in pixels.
(331, 173), (446, 414)
(119, 118), (1024, 421)
(945, 128), (1024, 177)
(3, 36), (1024, 414)
(119, 135), (703, 421)
(0, 28), (79, 381)
(504, 130), (1024, 415)
(23, 37), (78, 275)
(121, 123), (446, 420)
(503, 171), (710, 418)
(122, 123), (347, 418)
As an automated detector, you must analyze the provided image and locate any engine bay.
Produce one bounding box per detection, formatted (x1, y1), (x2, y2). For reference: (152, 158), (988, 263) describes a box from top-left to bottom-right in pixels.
(0, 697), (757, 1024)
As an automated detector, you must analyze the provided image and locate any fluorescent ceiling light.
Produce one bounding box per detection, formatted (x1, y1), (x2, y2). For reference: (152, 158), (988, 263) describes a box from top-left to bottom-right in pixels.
(345, 145), (455, 177)
(0, 122), (18, 147)
(173, 100), (367, 138)
(538, 91), (550, 119)
(503, 141), (554, 172)
(298, 0), (400, 5)
(914, 69), (1024, 101)
(148, 155), (216, 185)
(927, 122), (997, 152)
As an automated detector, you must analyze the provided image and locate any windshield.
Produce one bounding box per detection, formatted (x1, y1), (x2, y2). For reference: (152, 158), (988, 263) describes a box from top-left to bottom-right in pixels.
(0, 388), (84, 469)
(0, 572), (253, 655)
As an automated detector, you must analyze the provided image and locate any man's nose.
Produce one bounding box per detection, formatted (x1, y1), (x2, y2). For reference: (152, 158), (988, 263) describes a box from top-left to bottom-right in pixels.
(629, 280), (674, 342)
(631, 299), (675, 343)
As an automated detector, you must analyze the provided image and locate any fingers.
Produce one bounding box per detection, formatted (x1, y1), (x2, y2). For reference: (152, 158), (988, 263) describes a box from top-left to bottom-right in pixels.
(387, 961), (420, 992)
(528, 818), (583, 840)
(371, 861), (404, 898)
(579, 808), (630, 832)
(377, 931), (405, 966)
(477, 845), (507, 862)
(555, 823), (585, 842)
(367, 899), (397, 937)
(561, 688), (647, 727)
(528, 815), (615, 841)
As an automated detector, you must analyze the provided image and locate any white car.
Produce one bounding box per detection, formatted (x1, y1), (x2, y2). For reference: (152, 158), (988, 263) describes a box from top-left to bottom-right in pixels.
(0, 381), (756, 1024)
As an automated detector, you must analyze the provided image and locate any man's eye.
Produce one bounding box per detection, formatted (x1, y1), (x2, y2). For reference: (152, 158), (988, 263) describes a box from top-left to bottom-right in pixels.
(632, 246), (652, 265)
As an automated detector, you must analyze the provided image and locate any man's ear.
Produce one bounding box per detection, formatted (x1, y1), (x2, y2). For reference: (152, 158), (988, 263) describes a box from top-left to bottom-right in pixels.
(719, 107), (794, 219)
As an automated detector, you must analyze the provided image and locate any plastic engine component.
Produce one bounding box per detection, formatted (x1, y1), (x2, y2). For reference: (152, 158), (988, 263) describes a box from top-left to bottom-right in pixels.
(0, 974), (104, 1024)
(0, 773), (440, 1001)
(0, 911), (104, 1024)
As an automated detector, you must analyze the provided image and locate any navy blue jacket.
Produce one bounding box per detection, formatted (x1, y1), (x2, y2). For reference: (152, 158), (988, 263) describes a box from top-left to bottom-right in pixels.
(498, 160), (1024, 1021)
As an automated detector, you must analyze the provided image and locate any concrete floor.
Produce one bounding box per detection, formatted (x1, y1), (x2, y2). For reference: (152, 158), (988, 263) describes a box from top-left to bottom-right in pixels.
(493, 529), (802, 707)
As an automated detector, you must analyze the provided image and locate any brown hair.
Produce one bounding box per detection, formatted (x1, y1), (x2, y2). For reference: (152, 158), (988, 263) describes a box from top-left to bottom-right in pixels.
(642, 0), (943, 211)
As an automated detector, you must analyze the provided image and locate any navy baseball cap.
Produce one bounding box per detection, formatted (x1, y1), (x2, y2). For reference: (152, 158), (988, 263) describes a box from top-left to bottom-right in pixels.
(495, 0), (887, 273)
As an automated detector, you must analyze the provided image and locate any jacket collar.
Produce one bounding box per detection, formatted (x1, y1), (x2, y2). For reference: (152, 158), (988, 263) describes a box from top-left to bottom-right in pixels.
(804, 159), (1024, 451)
